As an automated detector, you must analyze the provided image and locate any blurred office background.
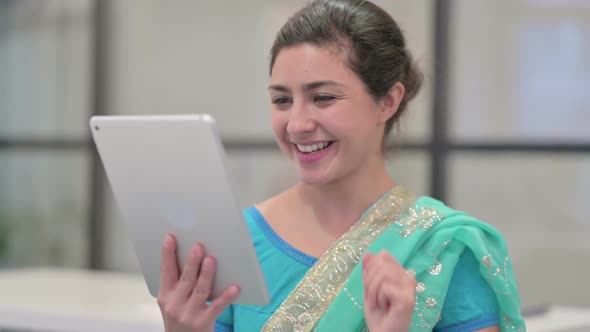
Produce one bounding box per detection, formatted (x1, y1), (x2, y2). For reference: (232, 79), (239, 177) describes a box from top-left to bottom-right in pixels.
(0, 0), (589, 312)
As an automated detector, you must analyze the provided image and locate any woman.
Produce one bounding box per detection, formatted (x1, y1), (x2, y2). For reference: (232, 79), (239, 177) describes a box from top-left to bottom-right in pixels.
(157, 0), (525, 331)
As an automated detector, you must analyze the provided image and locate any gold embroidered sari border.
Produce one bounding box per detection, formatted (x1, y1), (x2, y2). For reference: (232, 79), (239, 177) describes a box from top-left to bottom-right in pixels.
(261, 186), (416, 332)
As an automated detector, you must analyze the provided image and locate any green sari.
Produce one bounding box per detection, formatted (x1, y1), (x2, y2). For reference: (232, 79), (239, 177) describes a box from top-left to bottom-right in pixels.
(260, 186), (525, 332)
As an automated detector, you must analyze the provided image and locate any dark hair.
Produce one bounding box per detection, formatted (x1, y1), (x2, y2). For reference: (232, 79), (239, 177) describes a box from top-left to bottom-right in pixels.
(269, 0), (422, 144)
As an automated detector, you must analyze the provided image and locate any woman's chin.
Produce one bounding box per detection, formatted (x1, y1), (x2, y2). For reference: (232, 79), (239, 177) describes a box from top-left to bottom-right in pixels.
(296, 170), (333, 187)
(294, 154), (341, 186)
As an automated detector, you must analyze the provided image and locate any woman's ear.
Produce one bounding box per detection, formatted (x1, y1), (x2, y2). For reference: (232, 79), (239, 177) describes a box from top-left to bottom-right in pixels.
(378, 82), (405, 124)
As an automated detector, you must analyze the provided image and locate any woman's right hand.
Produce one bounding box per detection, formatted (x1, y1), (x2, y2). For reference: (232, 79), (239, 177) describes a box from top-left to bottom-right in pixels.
(157, 234), (240, 332)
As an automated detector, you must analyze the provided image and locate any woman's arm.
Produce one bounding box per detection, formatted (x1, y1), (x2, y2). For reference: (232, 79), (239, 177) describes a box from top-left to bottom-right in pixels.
(434, 251), (501, 332)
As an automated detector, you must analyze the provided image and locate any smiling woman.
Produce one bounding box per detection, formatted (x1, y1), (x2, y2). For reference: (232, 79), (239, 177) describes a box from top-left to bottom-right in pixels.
(268, 44), (407, 186)
(155, 1), (526, 332)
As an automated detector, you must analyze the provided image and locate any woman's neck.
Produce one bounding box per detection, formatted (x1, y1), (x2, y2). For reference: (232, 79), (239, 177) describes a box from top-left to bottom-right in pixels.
(293, 157), (396, 237)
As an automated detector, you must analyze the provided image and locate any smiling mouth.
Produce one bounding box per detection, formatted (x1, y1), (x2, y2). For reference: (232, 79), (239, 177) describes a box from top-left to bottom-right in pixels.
(295, 141), (334, 154)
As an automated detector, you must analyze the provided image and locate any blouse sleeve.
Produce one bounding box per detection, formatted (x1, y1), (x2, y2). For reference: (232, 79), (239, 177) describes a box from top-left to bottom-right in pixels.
(434, 250), (500, 332)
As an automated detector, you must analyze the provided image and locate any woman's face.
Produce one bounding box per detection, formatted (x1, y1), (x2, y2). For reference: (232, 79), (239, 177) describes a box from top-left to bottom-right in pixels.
(269, 43), (388, 186)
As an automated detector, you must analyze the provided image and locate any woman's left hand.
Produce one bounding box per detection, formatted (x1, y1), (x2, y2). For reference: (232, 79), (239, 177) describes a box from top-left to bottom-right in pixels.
(363, 251), (417, 332)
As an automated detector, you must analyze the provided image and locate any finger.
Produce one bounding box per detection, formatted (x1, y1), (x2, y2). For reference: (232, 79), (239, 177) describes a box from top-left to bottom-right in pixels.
(375, 282), (389, 311)
(363, 271), (377, 310)
(371, 251), (407, 280)
(364, 252), (406, 308)
(364, 252), (393, 285)
(402, 271), (418, 301)
(403, 269), (418, 288)
(362, 252), (373, 286)
(159, 234), (179, 296)
(376, 282), (399, 311)
(364, 262), (390, 310)
(183, 256), (224, 317)
(378, 250), (404, 270)
(363, 252), (374, 269)
(171, 243), (206, 304)
(384, 280), (417, 314)
(206, 284), (241, 318)
(364, 258), (387, 310)
(363, 252), (378, 307)
(192, 256), (217, 303)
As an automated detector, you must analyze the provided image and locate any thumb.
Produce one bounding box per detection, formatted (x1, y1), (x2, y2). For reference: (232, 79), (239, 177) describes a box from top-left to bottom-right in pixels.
(363, 252), (373, 270)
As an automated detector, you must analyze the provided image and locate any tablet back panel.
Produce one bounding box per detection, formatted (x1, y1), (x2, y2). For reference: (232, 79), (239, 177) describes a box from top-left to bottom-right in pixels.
(90, 115), (269, 305)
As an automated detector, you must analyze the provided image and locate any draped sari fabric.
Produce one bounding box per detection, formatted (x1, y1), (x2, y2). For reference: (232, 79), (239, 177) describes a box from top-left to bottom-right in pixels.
(261, 187), (525, 332)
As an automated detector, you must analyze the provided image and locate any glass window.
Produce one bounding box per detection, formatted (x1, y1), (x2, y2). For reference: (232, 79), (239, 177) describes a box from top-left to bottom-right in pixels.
(106, 0), (432, 143)
(0, 0), (93, 139)
(0, 150), (90, 268)
(386, 151), (430, 197)
(449, 0), (590, 142)
(449, 153), (590, 307)
(383, 0), (434, 143)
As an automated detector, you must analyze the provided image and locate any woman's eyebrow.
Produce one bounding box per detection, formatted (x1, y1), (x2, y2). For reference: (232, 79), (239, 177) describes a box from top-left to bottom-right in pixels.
(303, 80), (344, 92)
(268, 84), (290, 93)
(268, 81), (344, 93)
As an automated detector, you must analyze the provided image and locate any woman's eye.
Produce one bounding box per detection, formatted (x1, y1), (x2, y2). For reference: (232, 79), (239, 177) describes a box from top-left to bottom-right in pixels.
(272, 96), (292, 105)
(314, 95), (336, 103)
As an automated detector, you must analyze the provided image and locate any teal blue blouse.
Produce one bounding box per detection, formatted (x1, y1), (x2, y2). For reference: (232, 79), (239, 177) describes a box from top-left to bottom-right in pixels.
(215, 206), (499, 332)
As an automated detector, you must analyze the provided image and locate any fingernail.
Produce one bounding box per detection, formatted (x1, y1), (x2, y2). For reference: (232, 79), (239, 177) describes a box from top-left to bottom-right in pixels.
(204, 256), (216, 266)
(229, 285), (240, 296)
(191, 244), (200, 256)
(164, 234), (173, 246)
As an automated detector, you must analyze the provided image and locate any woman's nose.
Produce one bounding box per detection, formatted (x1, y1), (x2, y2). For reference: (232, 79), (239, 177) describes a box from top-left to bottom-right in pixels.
(286, 103), (316, 136)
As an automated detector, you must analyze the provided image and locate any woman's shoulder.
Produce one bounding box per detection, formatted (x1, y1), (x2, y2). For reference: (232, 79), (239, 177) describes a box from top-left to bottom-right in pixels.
(252, 188), (294, 219)
(413, 195), (466, 218)
(241, 188), (300, 247)
(403, 194), (506, 238)
(412, 195), (488, 225)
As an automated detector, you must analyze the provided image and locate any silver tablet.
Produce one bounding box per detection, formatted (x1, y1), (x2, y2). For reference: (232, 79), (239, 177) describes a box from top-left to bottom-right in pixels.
(90, 114), (269, 305)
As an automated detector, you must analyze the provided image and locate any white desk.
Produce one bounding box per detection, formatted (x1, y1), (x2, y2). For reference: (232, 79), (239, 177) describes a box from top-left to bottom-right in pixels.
(0, 268), (163, 332)
(0, 268), (589, 332)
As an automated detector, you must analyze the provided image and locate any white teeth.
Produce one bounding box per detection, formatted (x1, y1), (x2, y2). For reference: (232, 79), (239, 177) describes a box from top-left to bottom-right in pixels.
(296, 141), (331, 153)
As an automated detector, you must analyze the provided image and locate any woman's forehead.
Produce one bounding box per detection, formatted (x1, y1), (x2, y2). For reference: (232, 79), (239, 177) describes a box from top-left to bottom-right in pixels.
(270, 44), (357, 85)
